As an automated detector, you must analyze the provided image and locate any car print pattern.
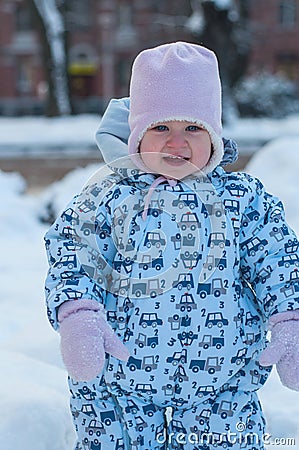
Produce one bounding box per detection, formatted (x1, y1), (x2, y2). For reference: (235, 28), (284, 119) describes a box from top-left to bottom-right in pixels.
(45, 165), (299, 449)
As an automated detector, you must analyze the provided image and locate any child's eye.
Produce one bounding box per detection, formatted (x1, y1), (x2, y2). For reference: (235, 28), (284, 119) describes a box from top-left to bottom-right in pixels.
(186, 125), (202, 132)
(152, 124), (169, 132)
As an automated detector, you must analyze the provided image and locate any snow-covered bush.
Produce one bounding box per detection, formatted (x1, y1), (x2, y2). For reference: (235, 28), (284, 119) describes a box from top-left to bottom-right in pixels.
(234, 72), (299, 118)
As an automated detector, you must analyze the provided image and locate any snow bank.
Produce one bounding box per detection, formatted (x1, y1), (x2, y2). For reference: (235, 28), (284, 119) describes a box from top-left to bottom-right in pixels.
(0, 168), (76, 449)
(245, 137), (299, 234)
(38, 162), (102, 223)
(224, 114), (299, 150)
(0, 351), (75, 450)
(0, 170), (32, 236)
(245, 137), (299, 446)
(0, 114), (100, 148)
(259, 370), (299, 449)
(0, 113), (299, 157)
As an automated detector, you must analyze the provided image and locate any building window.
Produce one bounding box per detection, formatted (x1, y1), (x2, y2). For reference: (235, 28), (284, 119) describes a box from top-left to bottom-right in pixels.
(68, 44), (98, 97)
(278, 0), (297, 27)
(16, 57), (33, 95)
(68, 0), (91, 29)
(15, 4), (33, 31)
(69, 44), (98, 74)
(118, 3), (133, 27)
(117, 59), (131, 94)
(276, 53), (298, 79)
(115, 3), (137, 49)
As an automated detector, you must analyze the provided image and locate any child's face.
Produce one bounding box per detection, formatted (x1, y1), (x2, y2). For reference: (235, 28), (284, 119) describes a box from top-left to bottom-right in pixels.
(139, 121), (212, 179)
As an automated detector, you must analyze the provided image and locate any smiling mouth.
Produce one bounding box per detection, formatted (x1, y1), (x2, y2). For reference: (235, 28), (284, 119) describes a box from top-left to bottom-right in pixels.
(163, 155), (190, 165)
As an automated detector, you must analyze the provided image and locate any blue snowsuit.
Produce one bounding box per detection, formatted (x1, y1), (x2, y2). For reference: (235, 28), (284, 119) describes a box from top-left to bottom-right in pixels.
(45, 104), (299, 450)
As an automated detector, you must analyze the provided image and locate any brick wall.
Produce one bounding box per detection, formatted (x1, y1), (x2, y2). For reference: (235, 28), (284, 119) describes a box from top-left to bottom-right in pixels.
(248, 0), (299, 80)
(0, 0), (298, 115)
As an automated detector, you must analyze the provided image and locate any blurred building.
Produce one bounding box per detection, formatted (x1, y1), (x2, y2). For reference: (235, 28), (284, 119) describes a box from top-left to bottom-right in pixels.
(248, 0), (299, 80)
(0, 0), (193, 115)
(0, 0), (298, 116)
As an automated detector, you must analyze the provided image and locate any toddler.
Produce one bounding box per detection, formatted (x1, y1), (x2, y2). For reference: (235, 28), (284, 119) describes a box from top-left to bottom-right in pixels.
(45, 42), (299, 450)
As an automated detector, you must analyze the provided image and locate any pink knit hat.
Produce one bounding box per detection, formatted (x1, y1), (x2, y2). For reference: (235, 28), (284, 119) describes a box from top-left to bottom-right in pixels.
(128, 41), (224, 174)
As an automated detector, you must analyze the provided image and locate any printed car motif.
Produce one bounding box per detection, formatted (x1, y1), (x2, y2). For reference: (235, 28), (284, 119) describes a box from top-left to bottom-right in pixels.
(45, 167), (299, 449)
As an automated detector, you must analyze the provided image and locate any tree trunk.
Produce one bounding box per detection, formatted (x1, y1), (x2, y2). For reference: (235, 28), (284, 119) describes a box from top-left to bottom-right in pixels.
(30, 0), (72, 116)
(193, 0), (251, 122)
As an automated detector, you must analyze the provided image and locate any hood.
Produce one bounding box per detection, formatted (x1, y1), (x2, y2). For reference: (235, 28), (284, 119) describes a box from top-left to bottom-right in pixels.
(95, 97), (238, 179)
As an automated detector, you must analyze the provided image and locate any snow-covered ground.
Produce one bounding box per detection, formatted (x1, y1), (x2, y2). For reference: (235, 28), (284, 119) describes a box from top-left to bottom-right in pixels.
(0, 113), (299, 156)
(1, 115), (299, 449)
(0, 115), (100, 157)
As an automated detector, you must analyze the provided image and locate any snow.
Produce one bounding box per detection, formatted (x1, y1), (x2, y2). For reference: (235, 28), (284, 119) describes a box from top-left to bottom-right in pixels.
(38, 162), (103, 223)
(1, 113), (299, 155)
(246, 137), (299, 231)
(213, 0), (233, 9)
(1, 115), (299, 449)
(224, 114), (299, 151)
(0, 114), (100, 154)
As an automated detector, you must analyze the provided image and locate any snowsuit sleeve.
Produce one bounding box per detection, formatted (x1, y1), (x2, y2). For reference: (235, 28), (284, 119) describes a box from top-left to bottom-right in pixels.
(239, 176), (299, 319)
(44, 180), (117, 330)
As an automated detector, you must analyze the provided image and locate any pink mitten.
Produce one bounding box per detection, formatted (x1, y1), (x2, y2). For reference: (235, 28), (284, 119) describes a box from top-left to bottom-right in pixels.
(58, 300), (130, 381)
(259, 311), (299, 391)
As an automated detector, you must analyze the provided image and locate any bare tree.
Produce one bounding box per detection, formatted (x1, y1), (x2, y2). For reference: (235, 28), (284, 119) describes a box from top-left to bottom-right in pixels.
(29, 0), (72, 116)
(187, 0), (251, 121)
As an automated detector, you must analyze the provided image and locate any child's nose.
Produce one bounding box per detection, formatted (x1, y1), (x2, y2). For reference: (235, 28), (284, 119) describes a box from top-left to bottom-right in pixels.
(166, 131), (187, 148)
